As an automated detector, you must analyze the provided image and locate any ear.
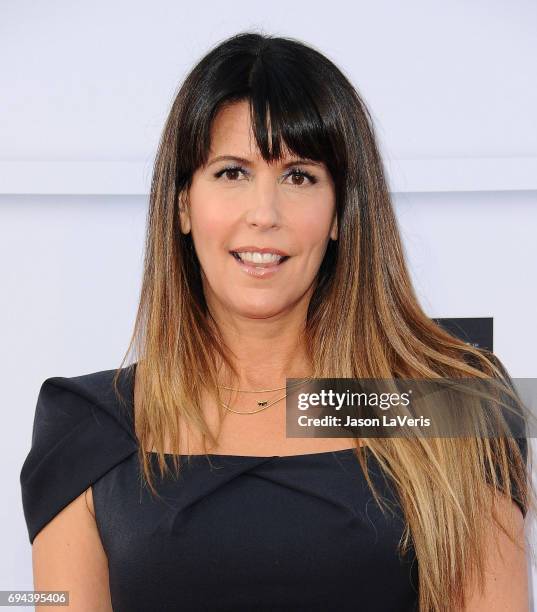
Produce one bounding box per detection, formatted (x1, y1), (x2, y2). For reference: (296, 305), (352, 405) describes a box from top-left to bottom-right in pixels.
(178, 192), (191, 234)
(330, 212), (338, 241)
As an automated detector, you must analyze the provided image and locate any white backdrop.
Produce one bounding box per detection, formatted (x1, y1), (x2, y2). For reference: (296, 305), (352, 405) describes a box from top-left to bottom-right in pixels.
(2, 0), (536, 608)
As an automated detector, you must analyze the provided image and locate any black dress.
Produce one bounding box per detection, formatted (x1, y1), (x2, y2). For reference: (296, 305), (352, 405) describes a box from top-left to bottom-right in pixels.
(19, 364), (527, 612)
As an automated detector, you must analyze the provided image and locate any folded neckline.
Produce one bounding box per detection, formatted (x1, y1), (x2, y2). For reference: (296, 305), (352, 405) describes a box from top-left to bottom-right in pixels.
(143, 447), (367, 459)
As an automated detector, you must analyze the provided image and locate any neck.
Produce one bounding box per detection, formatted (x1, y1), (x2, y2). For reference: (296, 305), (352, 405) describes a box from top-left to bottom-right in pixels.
(213, 327), (311, 392)
(205, 287), (314, 390)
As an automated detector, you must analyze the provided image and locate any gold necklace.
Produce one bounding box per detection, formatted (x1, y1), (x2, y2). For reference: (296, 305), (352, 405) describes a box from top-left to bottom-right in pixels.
(219, 383), (287, 392)
(218, 377), (312, 414)
(220, 392), (290, 415)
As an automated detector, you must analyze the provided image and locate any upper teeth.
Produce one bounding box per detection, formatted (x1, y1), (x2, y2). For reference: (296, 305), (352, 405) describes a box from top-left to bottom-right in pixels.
(236, 252), (283, 263)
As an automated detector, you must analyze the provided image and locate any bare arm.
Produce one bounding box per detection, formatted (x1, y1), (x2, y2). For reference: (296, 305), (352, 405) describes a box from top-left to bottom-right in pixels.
(463, 494), (529, 611)
(32, 487), (112, 611)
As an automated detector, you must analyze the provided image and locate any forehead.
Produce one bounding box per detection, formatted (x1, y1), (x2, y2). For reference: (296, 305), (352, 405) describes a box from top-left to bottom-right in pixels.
(208, 100), (291, 161)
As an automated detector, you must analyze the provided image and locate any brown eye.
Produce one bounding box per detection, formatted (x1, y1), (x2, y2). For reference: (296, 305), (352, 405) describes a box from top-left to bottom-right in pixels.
(285, 168), (317, 186)
(214, 165), (247, 181)
(223, 169), (240, 181)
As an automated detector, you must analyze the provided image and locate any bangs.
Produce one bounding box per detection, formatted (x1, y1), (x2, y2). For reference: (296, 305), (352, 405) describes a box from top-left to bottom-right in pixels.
(186, 34), (346, 183)
(245, 59), (335, 167)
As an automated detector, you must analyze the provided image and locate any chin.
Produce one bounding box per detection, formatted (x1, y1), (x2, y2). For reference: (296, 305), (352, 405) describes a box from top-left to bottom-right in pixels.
(230, 299), (288, 319)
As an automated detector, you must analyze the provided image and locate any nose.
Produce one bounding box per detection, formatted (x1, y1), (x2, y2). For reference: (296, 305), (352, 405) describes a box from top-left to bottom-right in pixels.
(244, 179), (281, 229)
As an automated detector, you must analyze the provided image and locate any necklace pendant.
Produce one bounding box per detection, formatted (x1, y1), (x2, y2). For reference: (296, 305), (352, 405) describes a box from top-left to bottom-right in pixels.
(257, 400), (268, 407)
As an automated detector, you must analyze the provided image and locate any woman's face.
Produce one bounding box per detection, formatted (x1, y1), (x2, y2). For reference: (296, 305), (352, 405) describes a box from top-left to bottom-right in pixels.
(180, 100), (337, 320)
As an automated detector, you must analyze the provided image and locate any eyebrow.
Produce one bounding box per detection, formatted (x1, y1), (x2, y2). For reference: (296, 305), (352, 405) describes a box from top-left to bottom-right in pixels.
(206, 155), (324, 169)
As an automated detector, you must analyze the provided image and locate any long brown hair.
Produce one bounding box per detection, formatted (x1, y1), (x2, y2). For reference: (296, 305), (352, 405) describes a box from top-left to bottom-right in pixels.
(112, 31), (535, 611)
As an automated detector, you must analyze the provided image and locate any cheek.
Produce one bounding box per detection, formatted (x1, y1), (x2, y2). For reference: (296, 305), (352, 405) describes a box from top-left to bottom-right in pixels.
(191, 200), (233, 250)
(292, 207), (335, 248)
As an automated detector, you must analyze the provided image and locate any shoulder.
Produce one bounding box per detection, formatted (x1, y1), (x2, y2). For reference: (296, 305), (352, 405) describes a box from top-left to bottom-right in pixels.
(20, 365), (139, 544)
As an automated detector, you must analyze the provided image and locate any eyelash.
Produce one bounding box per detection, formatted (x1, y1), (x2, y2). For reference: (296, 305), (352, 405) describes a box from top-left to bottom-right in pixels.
(213, 165), (318, 185)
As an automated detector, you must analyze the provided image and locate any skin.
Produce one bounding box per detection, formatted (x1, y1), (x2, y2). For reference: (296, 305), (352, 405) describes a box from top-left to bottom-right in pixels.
(462, 492), (529, 610)
(31, 100), (529, 610)
(179, 100), (338, 392)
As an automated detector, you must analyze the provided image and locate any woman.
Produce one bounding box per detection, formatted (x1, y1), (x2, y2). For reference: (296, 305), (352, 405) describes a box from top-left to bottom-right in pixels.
(20, 32), (534, 611)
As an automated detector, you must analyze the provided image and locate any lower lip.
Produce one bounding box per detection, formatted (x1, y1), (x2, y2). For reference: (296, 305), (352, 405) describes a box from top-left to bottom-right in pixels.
(230, 253), (290, 278)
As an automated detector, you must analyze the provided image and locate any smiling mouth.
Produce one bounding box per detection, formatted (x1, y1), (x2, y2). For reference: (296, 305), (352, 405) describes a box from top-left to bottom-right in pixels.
(230, 252), (291, 266)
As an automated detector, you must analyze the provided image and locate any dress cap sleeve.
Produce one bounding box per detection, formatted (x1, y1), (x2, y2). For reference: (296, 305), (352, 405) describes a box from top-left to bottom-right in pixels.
(501, 435), (529, 519)
(20, 365), (139, 544)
